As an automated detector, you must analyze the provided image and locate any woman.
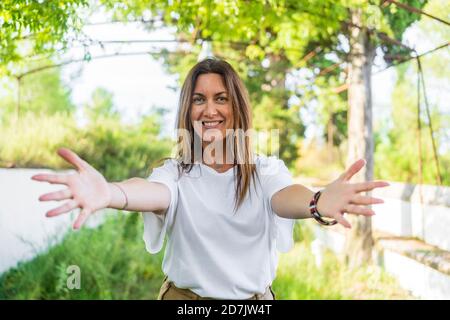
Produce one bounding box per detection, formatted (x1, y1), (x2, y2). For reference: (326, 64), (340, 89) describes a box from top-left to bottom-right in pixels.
(31, 59), (388, 300)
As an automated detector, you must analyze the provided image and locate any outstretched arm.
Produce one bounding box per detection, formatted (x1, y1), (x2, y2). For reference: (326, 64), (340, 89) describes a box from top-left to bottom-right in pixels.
(31, 148), (170, 230)
(108, 178), (169, 214)
(271, 159), (388, 228)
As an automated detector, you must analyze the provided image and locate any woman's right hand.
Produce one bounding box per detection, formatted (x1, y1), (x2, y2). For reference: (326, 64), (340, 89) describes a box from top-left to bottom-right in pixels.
(31, 148), (111, 230)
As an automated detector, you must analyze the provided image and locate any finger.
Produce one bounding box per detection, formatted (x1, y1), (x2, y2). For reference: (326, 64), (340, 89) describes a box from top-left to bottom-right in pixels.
(353, 180), (390, 193)
(334, 213), (352, 229)
(46, 200), (78, 217)
(339, 159), (366, 182)
(344, 204), (375, 216)
(39, 188), (72, 202)
(31, 173), (69, 186)
(73, 209), (90, 230)
(350, 195), (384, 206)
(57, 148), (89, 171)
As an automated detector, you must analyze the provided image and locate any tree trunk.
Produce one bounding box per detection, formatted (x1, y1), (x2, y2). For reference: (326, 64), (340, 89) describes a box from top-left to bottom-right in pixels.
(268, 53), (292, 163)
(16, 77), (22, 122)
(344, 9), (376, 268)
(327, 113), (335, 163)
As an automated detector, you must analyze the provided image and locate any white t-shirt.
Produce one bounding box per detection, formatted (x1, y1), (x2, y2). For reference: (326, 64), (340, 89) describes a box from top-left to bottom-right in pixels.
(142, 154), (295, 299)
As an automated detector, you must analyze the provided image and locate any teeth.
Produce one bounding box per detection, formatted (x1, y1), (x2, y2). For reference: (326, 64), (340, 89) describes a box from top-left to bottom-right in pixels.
(202, 121), (221, 127)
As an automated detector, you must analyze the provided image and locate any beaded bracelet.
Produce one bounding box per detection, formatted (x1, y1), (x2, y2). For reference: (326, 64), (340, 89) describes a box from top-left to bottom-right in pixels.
(309, 190), (338, 226)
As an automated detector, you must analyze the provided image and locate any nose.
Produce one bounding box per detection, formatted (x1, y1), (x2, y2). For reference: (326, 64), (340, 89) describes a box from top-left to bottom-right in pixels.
(204, 100), (218, 117)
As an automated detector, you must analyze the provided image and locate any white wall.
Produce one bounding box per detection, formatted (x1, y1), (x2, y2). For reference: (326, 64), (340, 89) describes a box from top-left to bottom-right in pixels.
(0, 168), (106, 275)
(313, 226), (450, 299)
(309, 181), (450, 299)
(382, 250), (450, 300)
(372, 182), (450, 251)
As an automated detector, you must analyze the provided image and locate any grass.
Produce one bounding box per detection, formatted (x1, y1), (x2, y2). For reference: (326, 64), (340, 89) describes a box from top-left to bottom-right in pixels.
(0, 213), (164, 300)
(0, 213), (413, 300)
(274, 243), (412, 299)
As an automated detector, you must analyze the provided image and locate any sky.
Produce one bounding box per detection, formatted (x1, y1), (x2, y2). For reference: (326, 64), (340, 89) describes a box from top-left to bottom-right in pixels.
(61, 20), (180, 134)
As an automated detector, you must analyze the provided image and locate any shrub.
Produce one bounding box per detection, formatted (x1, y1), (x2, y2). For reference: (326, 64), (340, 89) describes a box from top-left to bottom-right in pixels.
(0, 112), (173, 180)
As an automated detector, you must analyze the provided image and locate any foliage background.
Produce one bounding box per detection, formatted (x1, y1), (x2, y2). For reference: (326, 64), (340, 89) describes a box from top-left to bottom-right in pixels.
(0, 0), (448, 299)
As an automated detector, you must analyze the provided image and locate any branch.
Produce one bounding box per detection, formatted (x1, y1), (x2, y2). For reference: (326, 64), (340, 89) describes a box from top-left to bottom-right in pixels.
(11, 50), (187, 79)
(383, 0), (450, 27)
(373, 41), (450, 74)
(92, 39), (184, 44)
(85, 17), (163, 26)
(375, 32), (414, 51)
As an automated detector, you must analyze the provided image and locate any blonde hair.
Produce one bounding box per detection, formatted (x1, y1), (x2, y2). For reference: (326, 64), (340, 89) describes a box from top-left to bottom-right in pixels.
(175, 58), (256, 209)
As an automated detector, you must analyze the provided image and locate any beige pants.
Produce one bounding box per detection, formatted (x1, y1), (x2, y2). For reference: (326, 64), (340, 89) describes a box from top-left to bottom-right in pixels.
(157, 276), (276, 300)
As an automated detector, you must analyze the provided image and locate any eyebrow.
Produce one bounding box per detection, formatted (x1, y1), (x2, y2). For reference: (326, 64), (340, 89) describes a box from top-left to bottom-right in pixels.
(192, 91), (228, 97)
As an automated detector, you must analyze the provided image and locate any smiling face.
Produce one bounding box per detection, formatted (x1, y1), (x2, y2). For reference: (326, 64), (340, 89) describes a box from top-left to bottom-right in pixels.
(190, 73), (233, 144)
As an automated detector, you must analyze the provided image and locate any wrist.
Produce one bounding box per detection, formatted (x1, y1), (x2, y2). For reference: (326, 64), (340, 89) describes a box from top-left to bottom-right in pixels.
(316, 192), (324, 216)
(108, 182), (127, 210)
(315, 190), (330, 219)
(309, 190), (337, 226)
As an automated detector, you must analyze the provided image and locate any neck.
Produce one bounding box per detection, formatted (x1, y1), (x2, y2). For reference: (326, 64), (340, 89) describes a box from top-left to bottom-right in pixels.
(201, 139), (233, 168)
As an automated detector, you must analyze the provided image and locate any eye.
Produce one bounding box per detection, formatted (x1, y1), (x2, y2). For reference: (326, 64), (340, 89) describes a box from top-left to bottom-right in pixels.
(192, 96), (205, 104)
(216, 96), (228, 103)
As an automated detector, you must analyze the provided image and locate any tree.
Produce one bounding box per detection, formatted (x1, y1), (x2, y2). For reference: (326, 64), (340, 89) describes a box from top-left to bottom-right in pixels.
(103, 0), (427, 267)
(0, 0), (89, 121)
(0, 0), (88, 72)
(2, 0), (431, 266)
(374, 0), (450, 186)
(375, 64), (448, 185)
(83, 87), (120, 123)
(0, 61), (75, 122)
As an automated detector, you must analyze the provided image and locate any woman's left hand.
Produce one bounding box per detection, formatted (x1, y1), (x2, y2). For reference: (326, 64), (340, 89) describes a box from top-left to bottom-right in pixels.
(317, 159), (389, 228)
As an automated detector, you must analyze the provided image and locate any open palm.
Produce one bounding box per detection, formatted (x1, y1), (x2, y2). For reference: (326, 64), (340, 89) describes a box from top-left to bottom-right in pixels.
(318, 159), (389, 228)
(31, 148), (111, 229)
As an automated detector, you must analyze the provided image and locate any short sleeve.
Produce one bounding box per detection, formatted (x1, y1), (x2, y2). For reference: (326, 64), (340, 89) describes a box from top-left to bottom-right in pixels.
(142, 159), (179, 254)
(258, 155), (295, 253)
